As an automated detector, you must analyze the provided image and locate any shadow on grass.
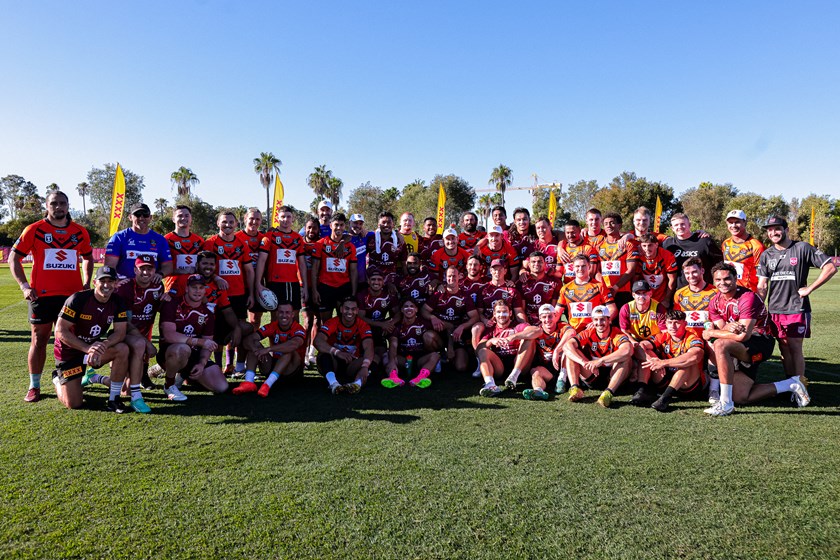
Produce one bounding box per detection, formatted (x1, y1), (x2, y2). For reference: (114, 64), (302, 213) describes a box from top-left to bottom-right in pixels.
(0, 328), (44, 344)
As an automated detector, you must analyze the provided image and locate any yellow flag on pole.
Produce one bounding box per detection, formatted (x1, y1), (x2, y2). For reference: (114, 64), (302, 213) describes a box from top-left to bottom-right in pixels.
(809, 206), (816, 246)
(547, 189), (557, 227)
(436, 183), (446, 234)
(271, 174), (285, 228)
(109, 163), (126, 237)
(653, 196), (663, 233)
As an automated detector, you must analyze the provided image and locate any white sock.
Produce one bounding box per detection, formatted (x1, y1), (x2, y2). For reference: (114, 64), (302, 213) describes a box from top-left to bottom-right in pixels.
(560, 367), (568, 382)
(109, 382), (121, 401)
(325, 372), (337, 385)
(235, 361), (246, 373)
(721, 383), (733, 405)
(264, 372), (280, 388)
(508, 368), (521, 382)
(29, 373), (41, 390)
(245, 370), (256, 383)
(483, 380), (495, 388)
(709, 378), (720, 393)
(774, 377), (800, 394)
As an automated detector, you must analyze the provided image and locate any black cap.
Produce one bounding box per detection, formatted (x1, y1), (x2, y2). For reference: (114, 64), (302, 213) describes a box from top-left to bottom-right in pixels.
(762, 215), (788, 229)
(632, 279), (652, 293)
(95, 266), (118, 280)
(129, 202), (151, 215)
(186, 274), (206, 286)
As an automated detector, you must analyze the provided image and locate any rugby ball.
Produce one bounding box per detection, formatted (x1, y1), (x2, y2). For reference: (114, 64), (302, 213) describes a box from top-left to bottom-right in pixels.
(258, 288), (279, 311)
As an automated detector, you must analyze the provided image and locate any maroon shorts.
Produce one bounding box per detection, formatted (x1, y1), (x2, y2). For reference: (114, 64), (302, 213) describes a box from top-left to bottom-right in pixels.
(771, 313), (810, 339)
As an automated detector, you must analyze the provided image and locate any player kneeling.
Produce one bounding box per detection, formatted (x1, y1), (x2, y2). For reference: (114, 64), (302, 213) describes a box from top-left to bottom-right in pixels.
(382, 299), (442, 389)
(158, 275), (227, 401)
(475, 300), (534, 397)
(314, 297), (375, 394)
(563, 305), (633, 408)
(635, 310), (706, 411)
(233, 302), (306, 397)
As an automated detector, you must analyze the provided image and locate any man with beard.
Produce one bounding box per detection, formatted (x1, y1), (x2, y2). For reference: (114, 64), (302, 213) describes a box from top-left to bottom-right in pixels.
(365, 211), (407, 283)
(51, 266), (130, 411)
(595, 212), (640, 309)
(383, 299), (441, 389)
(105, 202), (173, 280)
(398, 252), (436, 308)
(663, 213), (723, 289)
(516, 251), (559, 325)
(299, 200), (333, 239)
(233, 302), (306, 397)
(9, 190), (93, 403)
(757, 216), (836, 387)
(458, 211), (485, 251)
(428, 227), (470, 279)
(348, 213), (370, 291)
(314, 297), (374, 394)
(563, 305), (633, 408)
(461, 255), (486, 308)
(419, 217), (444, 261)
(703, 262), (809, 416)
(399, 212), (420, 254)
(302, 216), (323, 365)
(237, 208), (267, 331)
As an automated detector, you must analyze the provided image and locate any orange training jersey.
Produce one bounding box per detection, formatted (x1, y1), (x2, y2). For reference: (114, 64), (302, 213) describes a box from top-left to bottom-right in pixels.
(203, 234), (249, 297)
(260, 229), (306, 284)
(595, 237), (640, 292)
(558, 280), (615, 331)
(652, 331), (704, 361)
(164, 231), (204, 292)
(12, 219), (92, 297)
(673, 283), (717, 337)
(557, 241), (600, 280)
(722, 236), (765, 292)
(574, 325), (631, 359)
(315, 237), (357, 288)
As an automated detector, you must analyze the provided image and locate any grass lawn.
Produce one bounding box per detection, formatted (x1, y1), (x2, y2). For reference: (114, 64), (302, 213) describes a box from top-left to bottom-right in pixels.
(1, 266), (838, 559)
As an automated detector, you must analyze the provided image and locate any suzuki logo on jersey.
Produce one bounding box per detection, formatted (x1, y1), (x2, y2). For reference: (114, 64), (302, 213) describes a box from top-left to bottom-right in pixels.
(226, 261), (234, 269)
(690, 312), (700, 322)
(55, 250), (68, 262)
(90, 325), (101, 337)
(576, 303), (585, 312)
(44, 249), (77, 270)
(185, 256), (193, 264)
(45, 233), (53, 244)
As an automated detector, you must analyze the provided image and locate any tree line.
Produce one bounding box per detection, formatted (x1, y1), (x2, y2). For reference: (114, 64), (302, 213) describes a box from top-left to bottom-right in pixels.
(1, 160), (837, 254)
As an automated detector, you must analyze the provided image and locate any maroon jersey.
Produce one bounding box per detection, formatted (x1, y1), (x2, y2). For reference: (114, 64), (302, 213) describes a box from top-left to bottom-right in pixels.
(425, 288), (475, 324)
(478, 281), (523, 320)
(319, 316), (373, 358)
(356, 288), (398, 323)
(533, 324), (575, 363)
(257, 320), (306, 359)
(533, 239), (559, 273)
(55, 290), (128, 361)
(508, 232), (535, 262)
(158, 297), (215, 340)
(366, 232), (406, 278)
(516, 275), (559, 323)
(116, 279), (165, 338)
(393, 318), (431, 354)
(481, 322), (528, 356)
(419, 234), (443, 259)
(399, 271), (435, 308)
(709, 287), (775, 337)
(461, 276), (486, 307)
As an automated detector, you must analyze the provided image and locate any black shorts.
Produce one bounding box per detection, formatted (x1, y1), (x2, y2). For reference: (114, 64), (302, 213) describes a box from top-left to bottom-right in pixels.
(29, 295), (68, 325)
(498, 353), (517, 372)
(316, 352), (364, 383)
(533, 359), (561, 378)
(158, 343), (216, 376)
(214, 314), (235, 345)
(228, 295), (248, 320)
(440, 328), (468, 349)
(614, 291), (633, 311)
(317, 282), (352, 313)
(266, 281), (302, 310)
(53, 356), (98, 385)
(581, 366), (613, 390)
(738, 334), (775, 381)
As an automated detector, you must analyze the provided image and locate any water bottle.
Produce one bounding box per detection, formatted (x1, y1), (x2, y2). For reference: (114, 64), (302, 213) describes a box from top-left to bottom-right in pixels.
(406, 354), (414, 378)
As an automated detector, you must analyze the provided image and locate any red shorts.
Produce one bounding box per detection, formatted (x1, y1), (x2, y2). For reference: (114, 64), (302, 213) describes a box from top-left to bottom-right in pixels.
(771, 313), (810, 339)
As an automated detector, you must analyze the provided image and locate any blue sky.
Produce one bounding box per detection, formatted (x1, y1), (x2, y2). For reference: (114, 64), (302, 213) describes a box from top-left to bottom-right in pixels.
(2, 1), (838, 216)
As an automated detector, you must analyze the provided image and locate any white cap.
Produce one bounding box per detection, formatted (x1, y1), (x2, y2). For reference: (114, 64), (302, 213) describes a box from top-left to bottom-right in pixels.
(349, 213), (365, 222)
(488, 225), (504, 235)
(538, 303), (556, 316)
(443, 227), (458, 238)
(318, 200), (333, 210)
(592, 305), (610, 318)
(726, 209), (746, 221)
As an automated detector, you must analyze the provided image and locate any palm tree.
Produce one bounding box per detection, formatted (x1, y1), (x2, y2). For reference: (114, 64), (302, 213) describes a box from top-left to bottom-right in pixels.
(477, 194), (494, 229)
(76, 182), (89, 214)
(154, 198), (169, 215)
(308, 165), (333, 201)
(489, 164), (513, 208)
(170, 166), (199, 198)
(253, 152), (282, 218)
(325, 176), (343, 208)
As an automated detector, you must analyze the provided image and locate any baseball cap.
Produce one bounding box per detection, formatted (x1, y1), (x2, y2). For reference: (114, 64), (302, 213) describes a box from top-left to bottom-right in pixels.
(349, 213), (365, 222)
(129, 202), (151, 215)
(592, 305), (610, 318)
(488, 225), (504, 235)
(95, 266), (118, 280)
(726, 209), (747, 221)
(134, 254), (156, 268)
(490, 258), (504, 268)
(762, 215), (788, 229)
(538, 303), (556, 316)
(186, 274), (206, 285)
(318, 200), (333, 211)
(632, 279), (652, 293)
(443, 227), (458, 238)
(366, 268), (385, 279)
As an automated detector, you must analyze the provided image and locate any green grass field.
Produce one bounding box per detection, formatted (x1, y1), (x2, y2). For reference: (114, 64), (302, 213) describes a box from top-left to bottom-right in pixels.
(1, 267), (838, 559)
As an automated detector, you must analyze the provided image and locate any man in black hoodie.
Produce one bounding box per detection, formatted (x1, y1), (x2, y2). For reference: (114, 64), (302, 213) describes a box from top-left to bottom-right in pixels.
(663, 213), (722, 289)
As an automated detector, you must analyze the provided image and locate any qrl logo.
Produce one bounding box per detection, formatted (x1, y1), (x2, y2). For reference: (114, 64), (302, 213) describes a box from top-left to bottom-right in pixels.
(55, 250), (68, 262)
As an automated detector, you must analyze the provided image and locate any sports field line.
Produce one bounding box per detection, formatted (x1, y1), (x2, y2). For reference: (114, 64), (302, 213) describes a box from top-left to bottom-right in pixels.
(0, 300), (25, 313)
(808, 367), (840, 380)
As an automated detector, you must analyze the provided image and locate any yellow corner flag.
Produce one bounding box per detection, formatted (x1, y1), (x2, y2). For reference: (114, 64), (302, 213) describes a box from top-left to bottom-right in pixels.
(809, 206), (816, 246)
(436, 183), (446, 234)
(109, 163), (126, 237)
(653, 195), (663, 233)
(271, 174), (285, 228)
(547, 189), (557, 227)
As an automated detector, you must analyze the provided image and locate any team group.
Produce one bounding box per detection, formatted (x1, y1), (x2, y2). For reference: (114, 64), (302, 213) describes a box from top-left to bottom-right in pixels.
(9, 191), (836, 415)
